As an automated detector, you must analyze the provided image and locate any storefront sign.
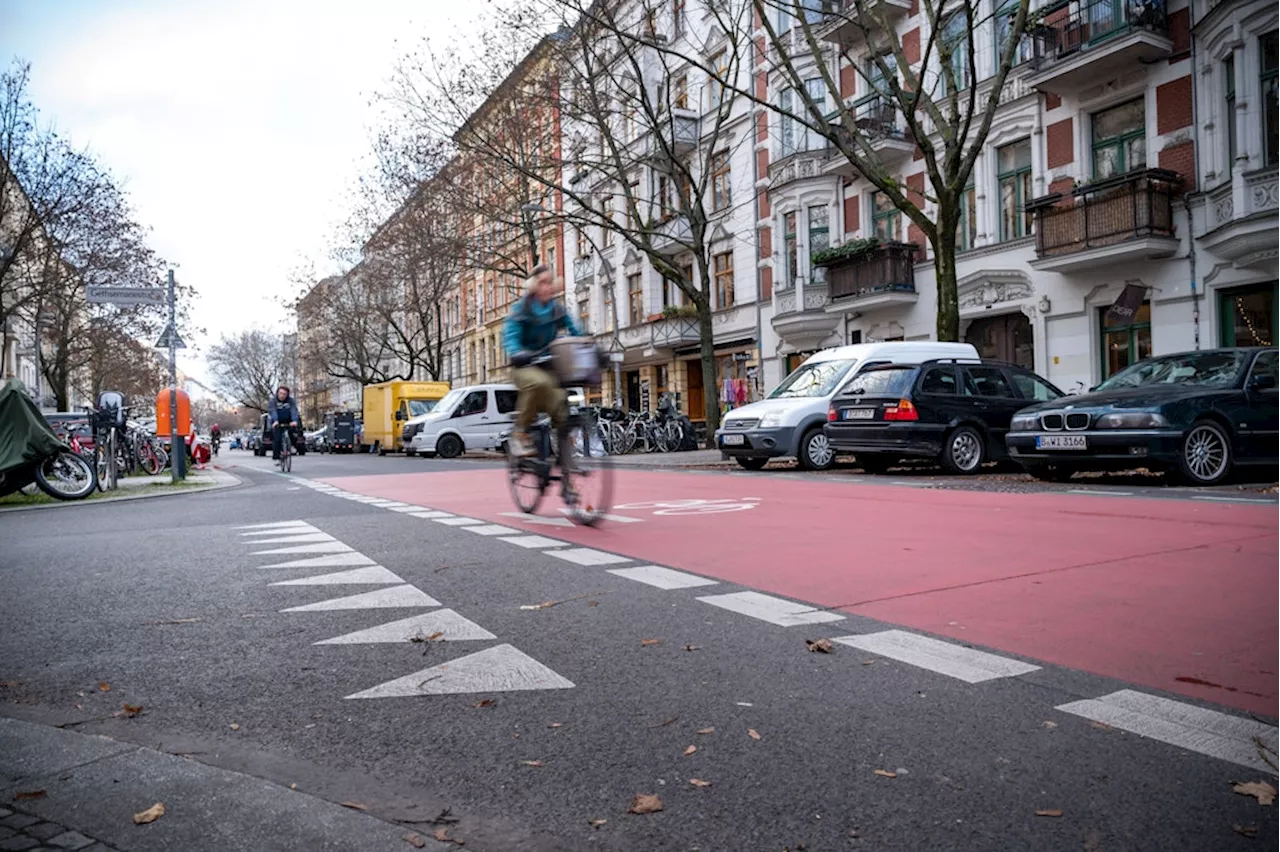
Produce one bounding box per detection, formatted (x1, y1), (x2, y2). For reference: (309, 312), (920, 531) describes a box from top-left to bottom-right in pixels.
(1106, 284), (1147, 326)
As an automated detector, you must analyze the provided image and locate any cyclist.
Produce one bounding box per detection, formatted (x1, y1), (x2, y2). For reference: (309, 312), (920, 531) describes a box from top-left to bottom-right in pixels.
(209, 423), (221, 455)
(502, 265), (582, 460)
(268, 386), (299, 466)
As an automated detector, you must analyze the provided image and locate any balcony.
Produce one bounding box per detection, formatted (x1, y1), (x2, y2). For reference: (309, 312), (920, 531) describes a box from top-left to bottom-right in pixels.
(1027, 168), (1181, 273)
(850, 96), (915, 161)
(1024, 0), (1172, 94)
(772, 287), (839, 350)
(818, 241), (919, 311)
(650, 214), (693, 256)
(769, 147), (834, 189)
(1199, 166), (1280, 269)
(650, 109), (699, 158)
(572, 256), (594, 284)
(817, 0), (913, 46)
(650, 315), (702, 349)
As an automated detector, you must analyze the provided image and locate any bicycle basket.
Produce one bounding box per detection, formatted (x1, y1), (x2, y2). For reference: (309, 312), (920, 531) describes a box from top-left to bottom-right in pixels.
(548, 337), (601, 386)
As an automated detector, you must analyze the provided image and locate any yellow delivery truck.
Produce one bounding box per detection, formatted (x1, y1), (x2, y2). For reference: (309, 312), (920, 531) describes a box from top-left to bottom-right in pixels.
(361, 380), (450, 454)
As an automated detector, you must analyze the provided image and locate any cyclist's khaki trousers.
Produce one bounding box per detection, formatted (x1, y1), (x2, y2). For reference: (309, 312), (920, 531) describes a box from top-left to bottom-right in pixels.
(514, 366), (568, 433)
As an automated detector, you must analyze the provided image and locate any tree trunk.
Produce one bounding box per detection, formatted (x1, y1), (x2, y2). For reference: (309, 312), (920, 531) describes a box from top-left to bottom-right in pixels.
(932, 222), (961, 342)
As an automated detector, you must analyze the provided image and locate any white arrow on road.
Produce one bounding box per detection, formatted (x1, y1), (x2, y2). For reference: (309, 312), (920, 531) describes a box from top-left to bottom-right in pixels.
(251, 542), (355, 555)
(256, 553), (376, 570)
(271, 566), (404, 586)
(345, 644), (573, 699)
(281, 585), (440, 612)
(237, 520), (314, 531)
(241, 532), (336, 545)
(315, 610), (496, 645)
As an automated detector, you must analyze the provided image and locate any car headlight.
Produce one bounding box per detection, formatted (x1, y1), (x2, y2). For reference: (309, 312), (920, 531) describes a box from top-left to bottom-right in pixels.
(758, 409), (786, 428)
(1095, 412), (1169, 429)
(1010, 414), (1039, 432)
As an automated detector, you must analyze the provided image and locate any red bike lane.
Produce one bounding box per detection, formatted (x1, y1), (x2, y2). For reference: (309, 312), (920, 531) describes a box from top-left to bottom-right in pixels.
(322, 467), (1279, 717)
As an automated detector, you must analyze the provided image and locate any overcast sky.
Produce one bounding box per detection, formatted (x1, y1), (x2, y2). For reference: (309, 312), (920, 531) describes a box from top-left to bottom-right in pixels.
(0, 0), (477, 387)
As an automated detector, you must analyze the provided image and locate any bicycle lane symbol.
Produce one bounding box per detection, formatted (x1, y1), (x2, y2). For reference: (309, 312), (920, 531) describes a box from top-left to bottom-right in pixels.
(612, 498), (762, 517)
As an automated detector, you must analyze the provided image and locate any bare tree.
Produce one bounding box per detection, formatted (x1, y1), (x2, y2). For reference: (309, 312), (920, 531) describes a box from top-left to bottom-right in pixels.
(82, 322), (167, 403)
(206, 329), (289, 414)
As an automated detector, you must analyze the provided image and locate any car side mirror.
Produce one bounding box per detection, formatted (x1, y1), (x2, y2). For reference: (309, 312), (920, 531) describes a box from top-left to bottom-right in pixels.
(1250, 373), (1277, 391)
(395, 410), (407, 421)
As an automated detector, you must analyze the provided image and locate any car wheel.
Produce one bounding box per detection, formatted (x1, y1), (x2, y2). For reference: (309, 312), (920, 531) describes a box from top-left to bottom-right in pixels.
(857, 454), (894, 475)
(735, 457), (769, 471)
(1178, 421), (1233, 486)
(797, 428), (836, 471)
(1023, 463), (1075, 482)
(436, 433), (464, 459)
(941, 425), (985, 475)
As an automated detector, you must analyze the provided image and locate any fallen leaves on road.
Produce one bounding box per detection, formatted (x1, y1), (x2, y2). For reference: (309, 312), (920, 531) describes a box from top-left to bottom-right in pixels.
(229, 723), (241, 731)
(433, 827), (466, 846)
(747, 729), (762, 741)
(1232, 780), (1277, 806)
(588, 818), (607, 828)
(1090, 721), (1114, 732)
(548, 722), (563, 729)
(520, 601), (557, 610)
(13, 790), (46, 801)
(472, 699), (496, 709)
(1035, 809), (1064, 818)
(629, 794), (663, 814)
(133, 802), (166, 824)
(98, 682), (111, 692)
(410, 631), (445, 643)
(861, 660), (876, 666)
(1232, 824), (1260, 838)
(403, 834), (427, 848)
(689, 779), (712, 788)
(146, 617), (201, 625)
(520, 591), (608, 611)
(641, 638), (663, 647)
(805, 638), (833, 654)
(117, 704), (144, 718)
(684, 644), (699, 652)
(341, 802), (368, 811)
(0, 681), (22, 688)
(650, 716), (679, 728)
(588, 600), (599, 607)
(873, 770), (897, 779)
(683, 745), (697, 756)
(696, 727), (715, 735)
(520, 760), (544, 767)
(1042, 721), (1058, 729)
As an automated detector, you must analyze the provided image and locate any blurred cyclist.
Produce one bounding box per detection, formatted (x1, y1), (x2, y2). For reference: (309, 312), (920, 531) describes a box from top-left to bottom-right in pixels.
(268, 386), (299, 465)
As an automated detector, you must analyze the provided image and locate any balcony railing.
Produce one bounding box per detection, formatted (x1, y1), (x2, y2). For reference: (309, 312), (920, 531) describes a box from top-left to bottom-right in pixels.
(1028, 0), (1169, 67)
(1027, 168), (1180, 258)
(650, 315), (701, 348)
(822, 242), (918, 302)
(852, 96), (906, 143)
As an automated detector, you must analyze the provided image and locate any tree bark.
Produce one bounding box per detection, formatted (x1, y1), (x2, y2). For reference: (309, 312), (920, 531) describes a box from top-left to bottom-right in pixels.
(932, 221), (961, 343)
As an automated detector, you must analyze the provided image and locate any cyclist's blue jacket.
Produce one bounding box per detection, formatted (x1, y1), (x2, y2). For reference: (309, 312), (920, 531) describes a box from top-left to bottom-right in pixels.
(503, 295), (581, 359)
(269, 396), (299, 426)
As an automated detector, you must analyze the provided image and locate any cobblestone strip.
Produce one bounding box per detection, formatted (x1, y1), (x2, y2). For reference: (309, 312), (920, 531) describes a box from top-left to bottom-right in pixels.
(0, 807), (120, 852)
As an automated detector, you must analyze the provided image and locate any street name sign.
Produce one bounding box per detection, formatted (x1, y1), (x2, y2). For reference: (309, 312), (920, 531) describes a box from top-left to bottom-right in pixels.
(86, 286), (168, 306)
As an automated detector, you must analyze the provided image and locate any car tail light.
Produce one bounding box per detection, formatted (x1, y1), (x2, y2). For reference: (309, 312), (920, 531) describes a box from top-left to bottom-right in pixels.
(827, 405), (838, 422)
(883, 399), (918, 421)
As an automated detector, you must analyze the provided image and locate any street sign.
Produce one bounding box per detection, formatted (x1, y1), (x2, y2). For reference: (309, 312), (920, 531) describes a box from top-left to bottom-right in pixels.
(154, 323), (186, 350)
(86, 286), (168, 306)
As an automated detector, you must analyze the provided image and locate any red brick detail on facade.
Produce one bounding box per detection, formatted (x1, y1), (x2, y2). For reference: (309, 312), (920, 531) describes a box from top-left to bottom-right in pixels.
(1046, 117), (1074, 169)
(759, 226), (773, 260)
(755, 36), (766, 67)
(756, 112), (769, 143)
(758, 189), (772, 219)
(906, 173), (926, 208)
(903, 29), (921, 65)
(755, 71), (767, 101)
(914, 144), (924, 161)
(760, 265), (773, 301)
(910, 0), (919, 15)
(840, 64), (856, 99)
(1156, 76), (1193, 135)
(1158, 141), (1196, 192)
(907, 224), (928, 260)
(755, 149), (770, 181)
(844, 193), (860, 234)
(1168, 8), (1191, 60)
(1048, 177), (1074, 197)
(1044, 92), (1062, 111)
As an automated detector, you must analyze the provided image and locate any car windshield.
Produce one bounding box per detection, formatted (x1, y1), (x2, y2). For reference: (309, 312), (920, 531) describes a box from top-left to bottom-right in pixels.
(1095, 351), (1249, 391)
(768, 359), (857, 399)
(428, 389), (465, 415)
(408, 398), (441, 417)
(842, 367), (917, 398)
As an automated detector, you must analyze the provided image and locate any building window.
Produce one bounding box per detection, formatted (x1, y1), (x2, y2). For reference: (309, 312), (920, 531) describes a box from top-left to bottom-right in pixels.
(714, 252), (734, 309)
(998, 139), (1032, 241)
(1219, 283), (1276, 346)
(995, 3), (1031, 73)
(1262, 32), (1278, 166)
(627, 174), (641, 228)
(710, 50), (728, 107)
(872, 190), (898, 241)
(710, 150), (731, 211)
(657, 174), (673, 219)
(804, 78), (826, 150)
(663, 273), (681, 308)
(959, 183), (977, 251)
(579, 296), (591, 335)
(783, 211), (798, 288)
(628, 273), (644, 325)
(1092, 98), (1146, 180)
(941, 12), (970, 92)
(601, 197), (614, 247)
(577, 227), (590, 258)
(1100, 301), (1152, 379)
(673, 74), (689, 110)
(673, 0), (686, 37)
(1225, 55), (1237, 176)
(808, 205), (829, 283)
(779, 88), (796, 156)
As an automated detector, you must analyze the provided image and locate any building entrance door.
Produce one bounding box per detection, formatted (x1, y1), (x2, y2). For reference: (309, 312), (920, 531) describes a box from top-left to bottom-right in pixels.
(965, 313), (1033, 369)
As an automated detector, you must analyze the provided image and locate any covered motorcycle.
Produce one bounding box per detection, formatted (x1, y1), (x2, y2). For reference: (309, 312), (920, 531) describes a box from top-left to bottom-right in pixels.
(0, 379), (98, 500)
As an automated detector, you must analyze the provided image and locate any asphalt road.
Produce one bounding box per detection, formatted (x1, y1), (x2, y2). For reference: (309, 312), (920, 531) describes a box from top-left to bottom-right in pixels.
(0, 452), (1275, 851)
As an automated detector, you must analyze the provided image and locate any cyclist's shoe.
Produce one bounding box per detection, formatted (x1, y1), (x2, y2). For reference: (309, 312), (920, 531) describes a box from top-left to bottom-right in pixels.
(507, 431), (534, 458)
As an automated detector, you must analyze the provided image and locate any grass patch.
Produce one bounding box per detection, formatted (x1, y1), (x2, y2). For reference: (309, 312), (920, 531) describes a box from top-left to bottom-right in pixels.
(0, 476), (212, 507)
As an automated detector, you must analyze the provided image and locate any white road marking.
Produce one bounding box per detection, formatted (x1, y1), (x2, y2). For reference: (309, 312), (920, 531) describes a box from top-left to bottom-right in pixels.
(388, 505), (434, 513)
(256, 553), (376, 570)
(1192, 495), (1270, 503)
(500, 512), (574, 528)
(407, 511), (455, 519)
(251, 542), (355, 555)
(237, 520), (314, 531)
(281, 584), (441, 612)
(607, 565), (719, 590)
(240, 526), (321, 538)
(271, 566), (404, 586)
(463, 524), (522, 536)
(496, 535), (571, 549)
(1056, 690), (1279, 774)
(697, 591), (845, 627)
(1068, 489), (1133, 496)
(375, 502), (412, 509)
(547, 548), (632, 566)
(345, 644), (574, 699)
(315, 610), (496, 645)
(433, 517), (484, 526)
(239, 532), (336, 545)
(831, 631), (1041, 683)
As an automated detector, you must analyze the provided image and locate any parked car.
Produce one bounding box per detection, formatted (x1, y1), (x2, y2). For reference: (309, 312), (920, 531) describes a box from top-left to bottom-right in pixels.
(304, 426), (328, 453)
(1006, 347), (1278, 485)
(825, 358), (1065, 474)
(407, 384), (518, 458)
(715, 341), (980, 471)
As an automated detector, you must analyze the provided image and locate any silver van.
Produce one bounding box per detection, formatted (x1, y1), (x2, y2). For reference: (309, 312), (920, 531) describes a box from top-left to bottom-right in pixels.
(405, 384), (518, 458)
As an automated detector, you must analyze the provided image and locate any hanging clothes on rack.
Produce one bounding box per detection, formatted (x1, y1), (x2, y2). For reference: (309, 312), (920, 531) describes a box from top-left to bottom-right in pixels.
(734, 378), (748, 406)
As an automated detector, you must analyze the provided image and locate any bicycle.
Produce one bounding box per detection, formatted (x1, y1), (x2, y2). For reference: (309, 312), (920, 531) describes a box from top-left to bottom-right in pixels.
(504, 344), (614, 526)
(277, 423), (297, 473)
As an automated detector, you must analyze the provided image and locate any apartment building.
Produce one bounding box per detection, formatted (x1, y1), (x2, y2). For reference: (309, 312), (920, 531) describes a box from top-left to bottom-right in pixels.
(751, 0), (1275, 394)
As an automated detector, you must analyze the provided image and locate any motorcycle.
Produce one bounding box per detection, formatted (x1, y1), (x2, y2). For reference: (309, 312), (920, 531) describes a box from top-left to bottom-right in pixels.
(0, 379), (99, 500)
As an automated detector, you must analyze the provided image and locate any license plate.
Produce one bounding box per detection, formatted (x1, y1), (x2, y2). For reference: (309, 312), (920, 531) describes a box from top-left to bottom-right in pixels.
(1035, 435), (1087, 450)
(721, 434), (745, 446)
(842, 408), (875, 420)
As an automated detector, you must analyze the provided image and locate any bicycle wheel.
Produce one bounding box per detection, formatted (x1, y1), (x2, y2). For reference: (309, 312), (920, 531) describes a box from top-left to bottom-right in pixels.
(563, 420), (613, 526)
(506, 431), (546, 514)
(281, 447), (292, 473)
(35, 451), (98, 500)
(138, 443), (162, 476)
(94, 445), (109, 492)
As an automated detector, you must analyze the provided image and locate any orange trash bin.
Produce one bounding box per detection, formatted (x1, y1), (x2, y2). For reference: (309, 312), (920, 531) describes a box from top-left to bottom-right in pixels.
(155, 388), (191, 436)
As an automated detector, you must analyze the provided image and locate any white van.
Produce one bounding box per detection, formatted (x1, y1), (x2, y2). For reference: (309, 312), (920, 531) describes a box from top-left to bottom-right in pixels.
(715, 341), (979, 470)
(406, 384), (518, 459)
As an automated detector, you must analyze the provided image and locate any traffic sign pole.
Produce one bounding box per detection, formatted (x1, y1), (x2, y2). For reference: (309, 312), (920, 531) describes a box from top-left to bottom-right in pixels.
(168, 269), (184, 482)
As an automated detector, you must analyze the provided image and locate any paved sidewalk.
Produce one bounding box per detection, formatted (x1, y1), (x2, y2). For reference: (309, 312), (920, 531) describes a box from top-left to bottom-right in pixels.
(608, 448), (731, 468)
(0, 718), (452, 852)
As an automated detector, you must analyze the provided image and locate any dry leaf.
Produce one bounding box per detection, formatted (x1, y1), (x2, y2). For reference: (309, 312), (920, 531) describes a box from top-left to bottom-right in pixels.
(588, 600), (599, 607)
(689, 778), (712, 787)
(1042, 721), (1058, 729)
(427, 631), (444, 640)
(805, 638), (834, 653)
(432, 826), (465, 845)
(520, 601), (557, 610)
(651, 716), (679, 728)
(684, 644), (699, 651)
(683, 745), (697, 756)
(13, 790), (46, 801)
(1035, 809), (1064, 818)
(98, 682), (111, 692)
(589, 818), (607, 828)
(696, 727), (715, 735)
(119, 704), (144, 718)
(133, 802), (166, 824)
(747, 729), (762, 741)
(1090, 721), (1114, 732)
(548, 722), (563, 729)
(873, 769), (897, 778)
(341, 802), (368, 811)
(641, 638), (663, 647)
(229, 723), (241, 731)
(520, 760), (544, 767)
(404, 834), (427, 848)
(861, 660), (876, 665)
(629, 793), (664, 814)
(0, 681), (23, 687)
(290, 784), (297, 790)
(1232, 824), (1259, 838)
(1232, 780), (1277, 806)
(472, 699), (495, 709)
